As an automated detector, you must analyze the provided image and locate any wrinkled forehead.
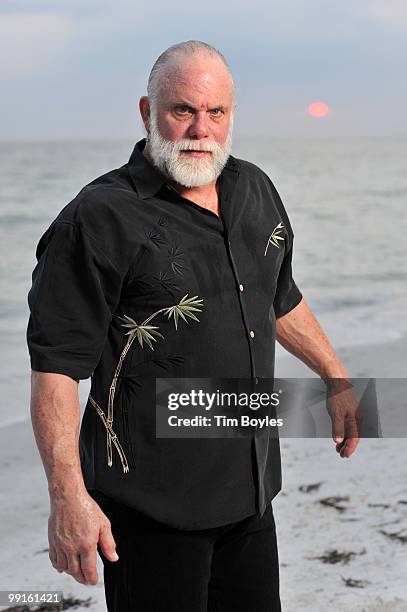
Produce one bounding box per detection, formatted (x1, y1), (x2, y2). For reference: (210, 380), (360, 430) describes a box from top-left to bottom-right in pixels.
(157, 55), (234, 107)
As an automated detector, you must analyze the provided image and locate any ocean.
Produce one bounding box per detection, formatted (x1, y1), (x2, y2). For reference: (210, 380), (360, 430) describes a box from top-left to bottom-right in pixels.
(1, 137), (406, 427)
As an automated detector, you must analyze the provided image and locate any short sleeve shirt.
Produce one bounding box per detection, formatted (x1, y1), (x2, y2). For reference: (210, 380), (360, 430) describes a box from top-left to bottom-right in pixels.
(26, 138), (303, 530)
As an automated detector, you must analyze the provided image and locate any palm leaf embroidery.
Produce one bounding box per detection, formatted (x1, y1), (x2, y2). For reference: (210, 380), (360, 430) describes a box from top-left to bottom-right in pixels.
(167, 245), (187, 277)
(116, 293), (204, 347)
(91, 293), (204, 475)
(264, 222), (285, 256)
(155, 269), (181, 296)
(145, 228), (167, 248)
(115, 315), (164, 350)
(163, 294), (203, 330)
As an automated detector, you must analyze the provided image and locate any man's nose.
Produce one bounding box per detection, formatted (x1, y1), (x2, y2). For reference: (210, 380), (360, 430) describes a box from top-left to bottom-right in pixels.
(188, 112), (209, 139)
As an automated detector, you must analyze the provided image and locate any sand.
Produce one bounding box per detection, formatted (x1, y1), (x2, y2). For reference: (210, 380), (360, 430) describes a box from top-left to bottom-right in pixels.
(1, 334), (406, 611)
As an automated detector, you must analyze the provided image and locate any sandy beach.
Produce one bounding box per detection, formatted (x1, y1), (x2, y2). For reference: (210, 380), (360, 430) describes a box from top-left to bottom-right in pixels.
(1, 334), (406, 611)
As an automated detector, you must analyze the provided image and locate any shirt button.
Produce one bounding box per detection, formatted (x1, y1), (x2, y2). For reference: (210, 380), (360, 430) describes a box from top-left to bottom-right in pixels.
(239, 283), (244, 292)
(255, 377), (259, 384)
(249, 330), (255, 338)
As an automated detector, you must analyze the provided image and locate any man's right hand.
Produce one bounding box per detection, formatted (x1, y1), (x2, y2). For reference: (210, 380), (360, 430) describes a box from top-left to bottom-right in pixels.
(48, 490), (119, 585)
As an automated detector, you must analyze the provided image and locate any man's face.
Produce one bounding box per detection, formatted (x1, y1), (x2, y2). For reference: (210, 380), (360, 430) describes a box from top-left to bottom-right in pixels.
(145, 55), (235, 188)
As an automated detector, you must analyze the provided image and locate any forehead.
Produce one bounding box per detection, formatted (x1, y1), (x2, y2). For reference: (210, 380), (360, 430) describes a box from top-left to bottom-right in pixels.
(159, 56), (233, 107)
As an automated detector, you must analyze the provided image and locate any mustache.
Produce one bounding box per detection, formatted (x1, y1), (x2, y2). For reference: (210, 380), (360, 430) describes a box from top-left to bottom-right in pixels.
(166, 140), (221, 154)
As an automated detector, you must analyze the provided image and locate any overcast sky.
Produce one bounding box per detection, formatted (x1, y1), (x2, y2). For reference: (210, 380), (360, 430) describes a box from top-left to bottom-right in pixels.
(1, 0), (406, 140)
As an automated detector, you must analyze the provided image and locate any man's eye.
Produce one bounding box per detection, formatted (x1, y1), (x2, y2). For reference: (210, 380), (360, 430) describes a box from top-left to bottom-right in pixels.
(175, 106), (191, 114)
(210, 109), (223, 117)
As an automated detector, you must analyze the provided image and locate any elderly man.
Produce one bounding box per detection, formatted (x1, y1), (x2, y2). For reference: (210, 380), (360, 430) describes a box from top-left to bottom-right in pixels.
(27, 40), (359, 611)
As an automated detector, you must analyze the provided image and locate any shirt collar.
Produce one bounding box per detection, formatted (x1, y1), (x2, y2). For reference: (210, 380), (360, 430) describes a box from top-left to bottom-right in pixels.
(127, 137), (239, 200)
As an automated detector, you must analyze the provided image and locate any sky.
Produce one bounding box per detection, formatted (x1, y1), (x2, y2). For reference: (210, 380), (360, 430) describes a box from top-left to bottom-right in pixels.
(0, 0), (406, 140)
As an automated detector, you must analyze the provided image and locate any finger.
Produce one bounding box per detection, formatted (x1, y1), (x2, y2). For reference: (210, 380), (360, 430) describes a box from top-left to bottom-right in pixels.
(66, 552), (88, 584)
(99, 522), (119, 562)
(339, 438), (358, 457)
(54, 548), (68, 573)
(345, 414), (360, 439)
(49, 546), (62, 572)
(49, 545), (57, 564)
(331, 414), (345, 443)
(79, 546), (99, 585)
(340, 437), (360, 457)
(336, 440), (346, 453)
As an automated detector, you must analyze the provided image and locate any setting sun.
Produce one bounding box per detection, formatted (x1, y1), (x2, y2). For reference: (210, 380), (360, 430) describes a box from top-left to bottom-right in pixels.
(308, 101), (329, 118)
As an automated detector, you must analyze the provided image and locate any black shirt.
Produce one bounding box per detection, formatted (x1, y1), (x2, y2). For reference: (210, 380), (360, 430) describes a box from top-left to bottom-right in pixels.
(26, 138), (303, 530)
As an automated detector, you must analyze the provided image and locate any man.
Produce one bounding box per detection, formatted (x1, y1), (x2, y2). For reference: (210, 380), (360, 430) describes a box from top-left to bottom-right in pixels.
(27, 40), (359, 611)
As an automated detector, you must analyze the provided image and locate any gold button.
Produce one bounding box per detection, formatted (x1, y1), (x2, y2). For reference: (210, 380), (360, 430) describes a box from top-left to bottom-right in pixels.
(249, 330), (255, 338)
(239, 283), (244, 292)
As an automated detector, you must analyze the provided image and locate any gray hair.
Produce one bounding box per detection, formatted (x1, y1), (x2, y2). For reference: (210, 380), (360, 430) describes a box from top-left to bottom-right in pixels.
(147, 40), (235, 109)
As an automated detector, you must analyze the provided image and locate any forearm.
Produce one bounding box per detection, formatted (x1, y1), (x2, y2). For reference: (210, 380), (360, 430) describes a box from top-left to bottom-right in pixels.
(275, 297), (349, 380)
(30, 371), (87, 501)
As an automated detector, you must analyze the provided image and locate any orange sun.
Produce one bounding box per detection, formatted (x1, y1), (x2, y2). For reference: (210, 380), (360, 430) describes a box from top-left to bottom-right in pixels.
(308, 101), (329, 118)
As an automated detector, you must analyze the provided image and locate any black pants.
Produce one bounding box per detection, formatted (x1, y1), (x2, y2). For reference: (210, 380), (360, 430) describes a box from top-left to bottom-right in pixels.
(91, 490), (281, 612)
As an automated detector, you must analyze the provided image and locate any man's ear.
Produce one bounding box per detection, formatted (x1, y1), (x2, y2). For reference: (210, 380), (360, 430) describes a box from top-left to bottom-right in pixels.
(139, 96), (151, 133)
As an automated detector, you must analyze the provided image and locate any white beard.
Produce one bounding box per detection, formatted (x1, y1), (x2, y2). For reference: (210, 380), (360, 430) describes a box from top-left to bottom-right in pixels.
(146, 108), (234, 188)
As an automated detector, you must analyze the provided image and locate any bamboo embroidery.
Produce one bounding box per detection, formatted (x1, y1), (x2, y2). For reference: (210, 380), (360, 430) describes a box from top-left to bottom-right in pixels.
(90, 293), (203, 473)
(264, 222), (285, 256)
(88, 394), (130, 473)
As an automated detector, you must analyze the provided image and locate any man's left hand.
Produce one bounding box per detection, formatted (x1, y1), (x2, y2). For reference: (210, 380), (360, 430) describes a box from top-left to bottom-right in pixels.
(325, 379), (362, 458)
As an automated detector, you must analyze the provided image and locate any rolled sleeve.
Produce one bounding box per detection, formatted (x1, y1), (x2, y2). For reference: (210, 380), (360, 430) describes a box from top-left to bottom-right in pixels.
(272, 232), (303, 318)
(26, 220), (125, 380)
(268, 179), (303, 318)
